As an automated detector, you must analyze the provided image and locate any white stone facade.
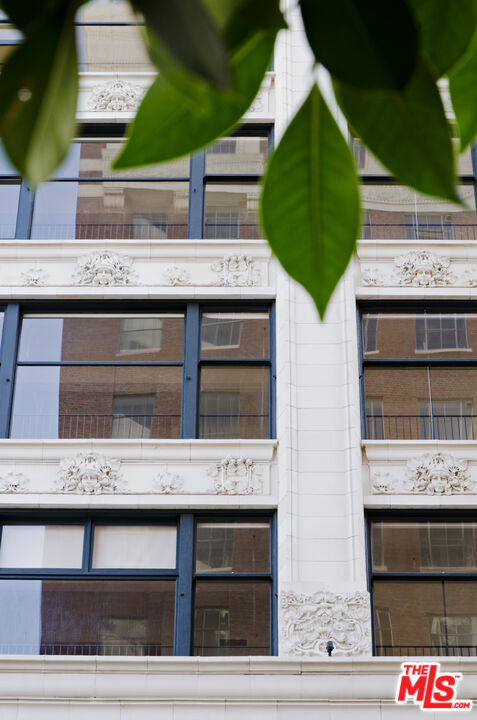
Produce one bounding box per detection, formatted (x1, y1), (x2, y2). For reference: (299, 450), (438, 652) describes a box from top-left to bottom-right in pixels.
(2, 2), (476, 718)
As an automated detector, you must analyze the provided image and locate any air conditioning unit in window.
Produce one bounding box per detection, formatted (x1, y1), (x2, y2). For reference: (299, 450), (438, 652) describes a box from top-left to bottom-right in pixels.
(444, 215), (452, 223)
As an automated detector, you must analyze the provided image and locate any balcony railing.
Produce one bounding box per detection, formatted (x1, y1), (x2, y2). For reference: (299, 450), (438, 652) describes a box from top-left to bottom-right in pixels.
(11, 413), (181, 439)
(0, 643), (173, 656)
(361, 223), (477, 241)
(199, 413), (269, 439)
(30, 222), (188, 240)
(10, 413), (269, 439)
(366, 414), (475, 441)
(377, 645), (477, 657)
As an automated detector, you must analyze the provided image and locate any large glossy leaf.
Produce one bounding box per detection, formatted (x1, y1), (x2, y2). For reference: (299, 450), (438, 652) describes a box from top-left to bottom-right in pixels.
(335, 61), (459, 203)
(450, 38), (477, 150)
(407, 0), (477, 77)
(131, 0), (230, 89)
(299, 0), (418, 91)
(261, 85), (360, 319)
(114, 25), (277, 168)
(0, 7), (78, 186)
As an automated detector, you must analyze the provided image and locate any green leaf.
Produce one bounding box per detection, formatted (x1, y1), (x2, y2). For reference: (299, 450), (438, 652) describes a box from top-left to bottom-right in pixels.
(299, 0), (418, 91)
(450, 37), (477, 150)
(334, 60), (459, 203)
(407, 0), (477, 77)
(114, 25), (277, 168)
(131, 0), (230, 89)
(0, 6), (78, 186)
(261, 84), (360, 319)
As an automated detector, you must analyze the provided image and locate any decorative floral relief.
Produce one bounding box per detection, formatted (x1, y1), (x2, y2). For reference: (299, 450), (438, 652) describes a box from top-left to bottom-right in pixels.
(361, 265), (385, 286)
(211, 255), (261, 287)
(248, 92), (264, 113)
(394, 250), (452, 287)
(21, 267), (49, 286)
(0, 471), (28, 493)
(57, 452), (123, 494)
(370, 471), (397, 494)
(74, 250), (137, 286)
(88, 80), (145, 112)
(407, 452), (472, 495)
(279, 589), (371, 657)
(154, 470), (184, 494)
(163, 265), (191, 286)
(207, 456), (262, 495)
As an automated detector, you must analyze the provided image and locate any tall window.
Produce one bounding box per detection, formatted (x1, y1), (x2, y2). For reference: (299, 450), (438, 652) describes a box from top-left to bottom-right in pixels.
(370, 516), (477, 657)
(0, 302), (274, 440)
(0, 513), (275, 657)
(3, 125), (271, 241)
(361, 308), (477, 440)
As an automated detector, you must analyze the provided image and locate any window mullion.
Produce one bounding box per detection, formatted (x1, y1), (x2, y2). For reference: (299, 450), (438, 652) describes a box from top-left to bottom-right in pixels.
(181, 303), (200, 438)
(15, 181), (34, 239)
(188, 152), (205, 238)
(174, 513), (194, 656)
(0, 304), (20, 438)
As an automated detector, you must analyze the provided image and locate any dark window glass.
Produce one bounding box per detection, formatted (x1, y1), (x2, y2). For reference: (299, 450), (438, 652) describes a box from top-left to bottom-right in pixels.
(19, 315), (184, 362)
(415, 315), (468, 352)
(361, 185), (476, 241)
(0, 184), (20, 239)
(199, 366), (269, 439)
(363, 314), (378, 354)
(193, 581), (269, 656)
(372, 522), (477, 573)
(30, 181), (189, 240)
(373, 581), (445, 656)
(201, 312), (269, 358)
(206, 137), (268, 174)
(204, 183), (261, 239)
(11, 365), (182, 439)
(0, 579), (175, 655)
(196, 522), (270, 573)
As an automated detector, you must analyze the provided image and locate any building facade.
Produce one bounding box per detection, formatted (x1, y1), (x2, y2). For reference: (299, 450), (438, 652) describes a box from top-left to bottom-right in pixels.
(1, 1), (477, 717)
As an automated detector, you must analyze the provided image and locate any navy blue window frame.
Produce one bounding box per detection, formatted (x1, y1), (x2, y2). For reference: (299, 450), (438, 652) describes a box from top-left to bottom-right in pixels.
(0, 509), (277, 656)
(366, 510), (477, 657)
(0, 300), (275, 439)
(4, 123), (273, 241)
(358, 300), (477, 440)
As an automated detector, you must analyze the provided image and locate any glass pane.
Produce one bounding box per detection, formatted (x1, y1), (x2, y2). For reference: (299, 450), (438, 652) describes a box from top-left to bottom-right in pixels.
(19, 315), (184, 362)
(199, 366), (269, 439)
(196, 522), (269, 573)
(429, 368), (477, 441)
(76, 24), (152, 72)
(0, 526), (84, 568)
(362, 313), (477, 360)
(205, 137), (268, 174)
(444, 582), (477, 656)
(0, 184), (19, 238)
(364, 366), (430, 440)
(373, 581), (444, 656)
(30, 181), (189, 240)
(372, 522), (477, 572)
(11, 365), (182, 439)
(194, 581), (269, 656)
(361, 184), (476, 240)
(204, 183), (261, 239)
(93, 526), (176, 568)
(201, 312), (269, 358)
(53, 141), (189, 180)
(353, 137), (387, 175)
(0, 579), (175, 655)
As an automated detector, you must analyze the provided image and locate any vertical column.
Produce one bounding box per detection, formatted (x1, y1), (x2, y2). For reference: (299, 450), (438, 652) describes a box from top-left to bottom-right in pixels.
(181, 303), (200, 438)
(0, 304), (20, 438)
(188, 153), (205, 238)
(174, 513), (195, 655)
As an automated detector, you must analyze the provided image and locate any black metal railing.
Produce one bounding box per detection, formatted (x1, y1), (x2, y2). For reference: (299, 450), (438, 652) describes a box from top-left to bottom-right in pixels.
(11, 413), (269, 439)
(11, 413), (181, 440)
(0, 643), (172, 656)
(203, 222), (262, 240)
(30, 222), (188, 240)
(366, 414), (475, 441)
(199, 413), (269, 439)
(361, 223), (477, 241)
(377, 645), (477, 657)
